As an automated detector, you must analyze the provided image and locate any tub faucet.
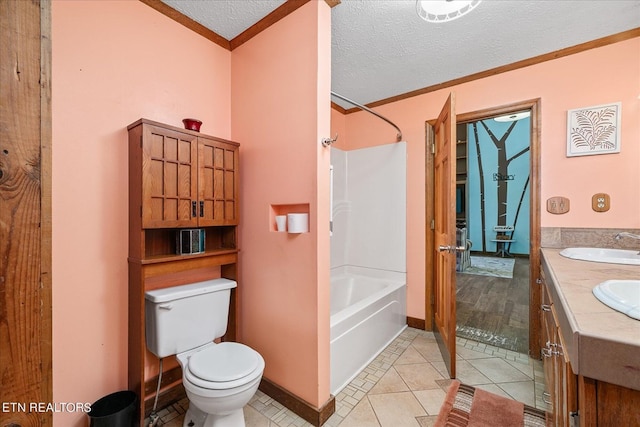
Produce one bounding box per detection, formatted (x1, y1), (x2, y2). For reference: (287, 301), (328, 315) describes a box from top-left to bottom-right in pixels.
(614, 232), (640, 254)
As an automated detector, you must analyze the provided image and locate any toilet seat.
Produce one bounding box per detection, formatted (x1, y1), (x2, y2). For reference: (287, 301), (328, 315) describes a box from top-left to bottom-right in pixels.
(184, 342), (264, 390)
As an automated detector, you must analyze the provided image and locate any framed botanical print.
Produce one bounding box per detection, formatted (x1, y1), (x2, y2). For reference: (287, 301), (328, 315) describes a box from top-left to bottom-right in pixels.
(567, 102), (621, 157)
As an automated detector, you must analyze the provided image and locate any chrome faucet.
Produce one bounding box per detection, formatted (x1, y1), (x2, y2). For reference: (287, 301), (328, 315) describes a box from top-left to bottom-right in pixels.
(615, 232), (640, 240)
(615, 232), (640, 254)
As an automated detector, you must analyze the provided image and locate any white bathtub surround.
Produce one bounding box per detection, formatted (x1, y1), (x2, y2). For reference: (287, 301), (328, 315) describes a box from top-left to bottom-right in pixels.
(329, 143), (408, 396)
(330, 266), (407, 394)
(330, 144), (406, 272)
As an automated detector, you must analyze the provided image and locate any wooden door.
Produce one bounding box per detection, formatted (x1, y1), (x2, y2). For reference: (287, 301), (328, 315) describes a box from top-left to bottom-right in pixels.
(141, 124), (198, 228)
(198, 137), (239, 226)
(433, 93), (457, 378)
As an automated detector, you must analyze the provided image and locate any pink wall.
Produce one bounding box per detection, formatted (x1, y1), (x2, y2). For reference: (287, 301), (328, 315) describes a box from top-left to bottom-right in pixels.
(231, 1), (332, 408)
(332, 37), (640, 320)
(52, 1), (231, 425)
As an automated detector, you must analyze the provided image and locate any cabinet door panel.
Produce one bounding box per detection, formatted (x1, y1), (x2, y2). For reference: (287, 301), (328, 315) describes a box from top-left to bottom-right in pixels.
(214, 168), (224, 199)
(198, 138), (238, 226)
(225, 201), (236, 221)
(214, 201), (225, 221)
(142, 125), (198, 228)
(224, 170), (235, 199)
(165, 161), (178, 196)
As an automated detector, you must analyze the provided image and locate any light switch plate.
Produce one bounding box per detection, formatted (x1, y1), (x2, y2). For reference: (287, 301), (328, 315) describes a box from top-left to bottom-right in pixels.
(592, 193), (610, 212)
(547, 196), (570, 214)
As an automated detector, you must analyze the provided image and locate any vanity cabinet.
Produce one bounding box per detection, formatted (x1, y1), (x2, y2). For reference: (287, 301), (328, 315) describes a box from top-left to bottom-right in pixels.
(539, 255), (640, 427)
(127, 119), (240, 426)
(540, 272), (577, 427)
(128, 119), (239, 229)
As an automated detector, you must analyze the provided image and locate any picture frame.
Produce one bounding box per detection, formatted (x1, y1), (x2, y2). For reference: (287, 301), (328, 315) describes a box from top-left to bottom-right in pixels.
(566, 102), (621, 157)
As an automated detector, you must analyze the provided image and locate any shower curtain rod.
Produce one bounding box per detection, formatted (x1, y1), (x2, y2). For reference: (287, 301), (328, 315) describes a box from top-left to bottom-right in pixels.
(331, 91), (403, 142)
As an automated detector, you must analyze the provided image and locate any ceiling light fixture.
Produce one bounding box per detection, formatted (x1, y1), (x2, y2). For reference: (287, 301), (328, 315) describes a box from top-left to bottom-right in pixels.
(416, 0), (482, 23)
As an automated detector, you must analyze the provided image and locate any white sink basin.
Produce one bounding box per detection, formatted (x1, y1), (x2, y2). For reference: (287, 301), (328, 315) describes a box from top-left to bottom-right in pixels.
(559, 247), (640, 265)
(593, 280), (640, 320)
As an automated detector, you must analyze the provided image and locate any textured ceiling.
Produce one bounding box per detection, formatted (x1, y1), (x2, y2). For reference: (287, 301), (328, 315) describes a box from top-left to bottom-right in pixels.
(160, 0), (640, 109)
(163, 0), (287, 40)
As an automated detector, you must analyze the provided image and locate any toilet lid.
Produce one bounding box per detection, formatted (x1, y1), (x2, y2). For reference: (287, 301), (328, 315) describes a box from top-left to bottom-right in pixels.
(188, 342), (261, 382)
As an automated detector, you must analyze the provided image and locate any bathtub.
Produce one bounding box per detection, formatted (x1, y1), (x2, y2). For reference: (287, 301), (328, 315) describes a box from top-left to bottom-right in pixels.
(330, 266), (407, 394)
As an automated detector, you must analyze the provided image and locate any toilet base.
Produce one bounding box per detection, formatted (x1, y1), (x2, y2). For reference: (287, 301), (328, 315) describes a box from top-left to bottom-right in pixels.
(183, 403), (246, 427)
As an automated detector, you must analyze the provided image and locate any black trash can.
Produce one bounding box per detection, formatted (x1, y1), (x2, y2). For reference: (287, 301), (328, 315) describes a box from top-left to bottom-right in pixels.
(88, 390), (137, 427)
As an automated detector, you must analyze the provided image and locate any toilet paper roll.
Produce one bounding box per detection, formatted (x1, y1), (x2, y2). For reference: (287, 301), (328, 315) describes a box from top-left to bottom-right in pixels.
(275, 215), (287, 232)
(287, 213), (309, 233)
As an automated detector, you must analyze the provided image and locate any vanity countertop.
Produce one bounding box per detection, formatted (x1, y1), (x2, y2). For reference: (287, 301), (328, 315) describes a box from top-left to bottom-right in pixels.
(541, 248), (640, 391)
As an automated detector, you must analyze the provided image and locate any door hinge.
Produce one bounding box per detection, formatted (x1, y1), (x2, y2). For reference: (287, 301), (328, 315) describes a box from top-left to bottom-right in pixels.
(430, 219), (435, 230)
(431, 141), (436, 155)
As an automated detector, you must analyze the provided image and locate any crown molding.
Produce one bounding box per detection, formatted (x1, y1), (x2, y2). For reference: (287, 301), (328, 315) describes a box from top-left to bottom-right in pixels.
(139, 0), (230, 49)
(140, 0), (340, 52)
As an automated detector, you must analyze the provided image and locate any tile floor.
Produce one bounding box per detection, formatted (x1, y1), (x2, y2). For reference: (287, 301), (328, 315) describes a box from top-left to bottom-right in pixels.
(154, 327), (546, 427)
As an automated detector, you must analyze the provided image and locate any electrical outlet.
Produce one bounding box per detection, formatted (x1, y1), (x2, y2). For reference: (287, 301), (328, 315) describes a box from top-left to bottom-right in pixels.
(592, 193), (610, 212)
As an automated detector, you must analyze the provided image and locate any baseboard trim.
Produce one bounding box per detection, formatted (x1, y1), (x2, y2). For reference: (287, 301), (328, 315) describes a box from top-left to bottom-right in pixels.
(407, 316), (426, 330)
(259, 377), (335, 426)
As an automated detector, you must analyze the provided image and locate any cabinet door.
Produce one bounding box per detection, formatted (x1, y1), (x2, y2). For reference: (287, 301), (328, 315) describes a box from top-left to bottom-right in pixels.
(555, 323), (577, 427)
(551, 317), (564, 427)
(198, 137), (239, 226)
(142, 125), (198, 228)
(540, 279), (557, 426)
(541, 276), (577, 427)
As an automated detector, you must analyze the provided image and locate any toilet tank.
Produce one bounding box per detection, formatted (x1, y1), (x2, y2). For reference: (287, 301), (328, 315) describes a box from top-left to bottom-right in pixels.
(145, 278), (237, 358)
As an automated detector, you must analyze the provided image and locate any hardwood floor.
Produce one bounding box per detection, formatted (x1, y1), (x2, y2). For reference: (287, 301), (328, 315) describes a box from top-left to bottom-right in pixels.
(456, 255), (530, 354)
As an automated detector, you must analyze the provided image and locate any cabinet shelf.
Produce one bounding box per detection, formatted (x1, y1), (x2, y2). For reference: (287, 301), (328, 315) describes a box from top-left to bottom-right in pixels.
(142, 226), (236, 259)
(136, 248), (239, 265)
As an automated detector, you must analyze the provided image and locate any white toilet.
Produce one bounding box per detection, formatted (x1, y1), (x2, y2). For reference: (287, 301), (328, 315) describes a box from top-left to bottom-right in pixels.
(145, 278), (264, 427)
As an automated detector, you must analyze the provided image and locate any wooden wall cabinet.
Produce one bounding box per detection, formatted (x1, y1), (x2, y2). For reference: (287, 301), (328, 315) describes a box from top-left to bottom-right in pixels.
(127, 119), (240, 426)
(128, 119), (239, 229)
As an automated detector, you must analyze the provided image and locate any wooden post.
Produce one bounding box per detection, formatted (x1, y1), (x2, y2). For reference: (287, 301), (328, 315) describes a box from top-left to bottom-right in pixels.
(0, 0), (53, 426)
